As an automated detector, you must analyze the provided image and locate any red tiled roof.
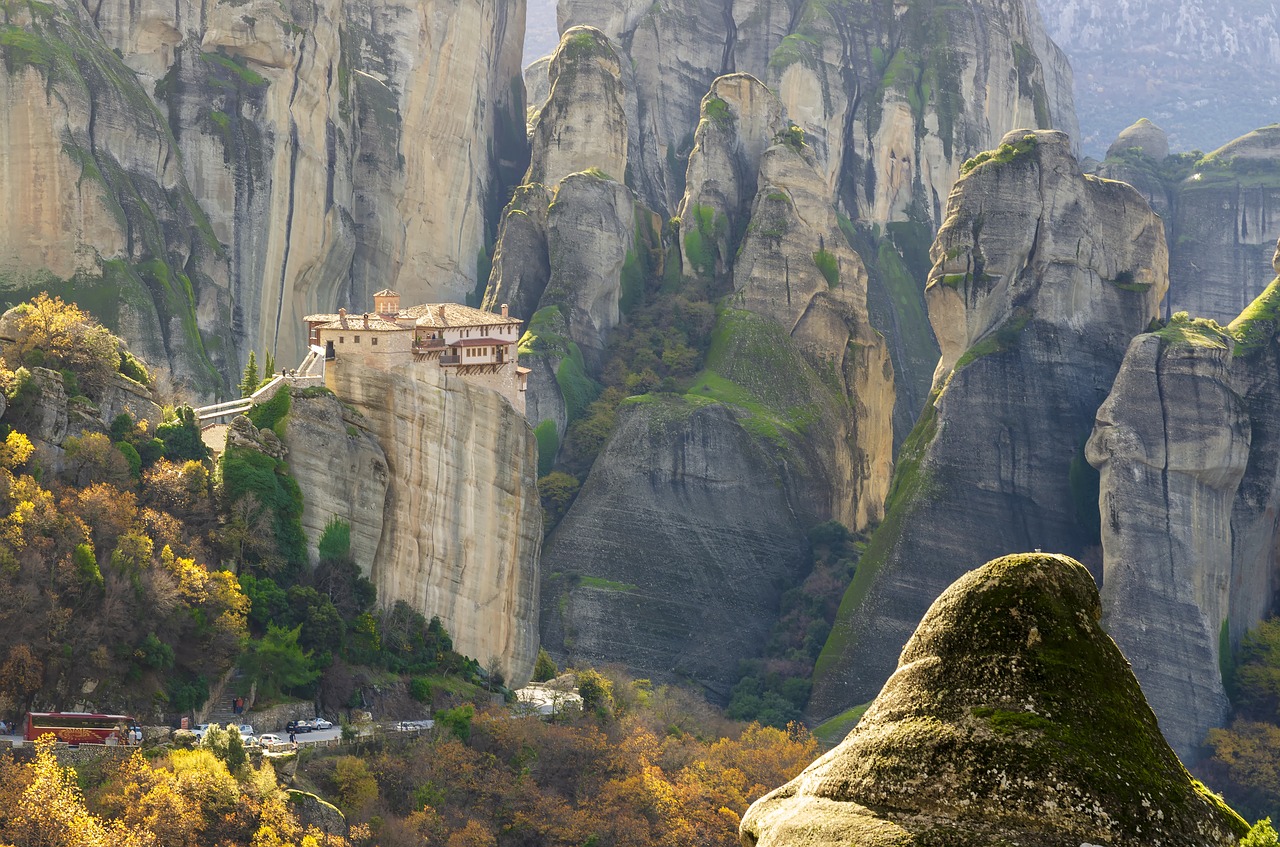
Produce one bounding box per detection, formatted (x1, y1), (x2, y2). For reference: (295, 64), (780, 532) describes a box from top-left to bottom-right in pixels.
(315, 314), (410, 332)
(402, 303), (522, 328)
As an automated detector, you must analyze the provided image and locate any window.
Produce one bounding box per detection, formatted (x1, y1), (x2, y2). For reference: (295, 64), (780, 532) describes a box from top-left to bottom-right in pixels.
(354, 336), (361, 344)
(372, 337), (378, 346)
(339, 336), (344, 343)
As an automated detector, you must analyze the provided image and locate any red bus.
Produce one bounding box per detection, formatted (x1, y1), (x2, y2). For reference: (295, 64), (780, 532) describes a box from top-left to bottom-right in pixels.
(25, 712), (135, 744)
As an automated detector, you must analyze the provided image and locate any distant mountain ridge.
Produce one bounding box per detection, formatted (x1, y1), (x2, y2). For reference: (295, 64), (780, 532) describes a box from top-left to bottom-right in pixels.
(1037, 0), (1280, 156)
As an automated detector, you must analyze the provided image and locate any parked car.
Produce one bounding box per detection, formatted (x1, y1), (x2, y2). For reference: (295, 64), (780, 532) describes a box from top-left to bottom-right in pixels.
(395, 719), (434, 731)
(312, 717), (333, 730)
(258, 733), (283, 746)
(286, 720), (313, 734)
(235, 725), (255, 743)
(191, 724), (211, 740)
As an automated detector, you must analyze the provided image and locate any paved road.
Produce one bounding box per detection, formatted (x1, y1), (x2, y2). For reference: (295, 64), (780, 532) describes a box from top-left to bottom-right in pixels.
(0, 725), (344, 747)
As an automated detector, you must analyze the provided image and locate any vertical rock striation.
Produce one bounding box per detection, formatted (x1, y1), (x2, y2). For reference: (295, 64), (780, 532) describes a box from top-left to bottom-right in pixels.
(811, 130), (1167, 720)
(1095, 122), (1280, 326)
(1086, 327), (1248, 760)
(1168, 127), (1280, 324)
(324, 358), (542, 686)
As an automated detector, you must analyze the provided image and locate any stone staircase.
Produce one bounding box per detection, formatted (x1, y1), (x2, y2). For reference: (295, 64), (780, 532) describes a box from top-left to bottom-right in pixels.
(193, 351), (325, 425)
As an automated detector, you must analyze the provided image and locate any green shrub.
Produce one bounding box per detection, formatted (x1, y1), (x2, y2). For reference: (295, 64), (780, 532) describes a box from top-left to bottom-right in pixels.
(534, 420), (559, 477)
(533, 648), (558, 682)
(156, 406), (209, 462)
(247, 387), (290, 436)
(409, 676), (432, 702)
(318, 517), (352, 563)
(436, 704), (475, 741)
(118, 349), (151, 385)
(116, 441), (141, 478)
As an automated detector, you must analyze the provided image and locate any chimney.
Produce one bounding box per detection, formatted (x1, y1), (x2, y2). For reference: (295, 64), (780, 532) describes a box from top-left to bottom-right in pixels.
(338, 307), (347, 328)
(363, 314), (370, 329)
(501, 303), (509, 318)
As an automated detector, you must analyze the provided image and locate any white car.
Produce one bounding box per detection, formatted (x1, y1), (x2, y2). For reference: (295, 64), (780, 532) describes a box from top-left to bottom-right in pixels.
(258, 733), (283, 746)
(312, 717), (333, 730)
(235, 725), (255, 743)
(192, 724), (211, 740)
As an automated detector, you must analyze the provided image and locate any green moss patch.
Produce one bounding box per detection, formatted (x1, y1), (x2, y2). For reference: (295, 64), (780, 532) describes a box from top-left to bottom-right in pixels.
(813, 702), (871, 747)
(518, 306), (602, 423)
(683, 310), (828, 447)
(961, 133), (1039, 176)
(813, 249), (839, 288)
(1153, 312), (1232, 350)
(1229, 278), (1280, 357)
(533, 419), (559, 477)
(579, 576), (638, 593)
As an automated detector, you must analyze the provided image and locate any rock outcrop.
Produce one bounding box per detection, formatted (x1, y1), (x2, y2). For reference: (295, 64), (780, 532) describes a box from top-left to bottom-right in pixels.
(1094, 124), (1280, 327)
(1107, 117), (1170, 161)
(811, 130), (1167, 719)
(279, 388), (388, 571)
(559, 0), (1077, 225)
(324, 357), (541, 686)
(536, 79), (894, 698)
(742, 553), (1250, 847)
(526, 27), (628, 189)
(1170, 127), (1280, 323)
(1086, 326), (1247, 760)
(1079, 240), (1280, 760)
(486, 26), (647, 466)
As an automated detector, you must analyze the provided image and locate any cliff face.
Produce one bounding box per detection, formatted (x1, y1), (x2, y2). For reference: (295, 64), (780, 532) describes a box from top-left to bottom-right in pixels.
(539, 397), (814, 700)
(811, 130), (1167, 719)
(1079, 241), (1280, 760)
(558, 0), (1077, 226)
(743, 554), (1250, 847)
(279, 388), (388, 573)
(3, 0), (526, 382)
(1086, 328), (1247, 760)
(1095, 122), (1280, 328)
(323, 359), (542, 686)
(534, 76), (894, 698)
(1169, 128), (1280, 324)
(0, 0), (231, 396)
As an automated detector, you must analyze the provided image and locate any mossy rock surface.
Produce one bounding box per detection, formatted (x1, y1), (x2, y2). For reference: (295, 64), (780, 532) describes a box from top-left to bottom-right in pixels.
(743, 553), (1249, 847)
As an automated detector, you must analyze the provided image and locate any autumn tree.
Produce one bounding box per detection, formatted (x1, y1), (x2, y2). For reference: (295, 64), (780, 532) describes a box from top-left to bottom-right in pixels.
(63, 431), (132, 488)
(1, 293), (122, 397)
(1, 736), (121, 847)
(0, 645), (43, 711)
